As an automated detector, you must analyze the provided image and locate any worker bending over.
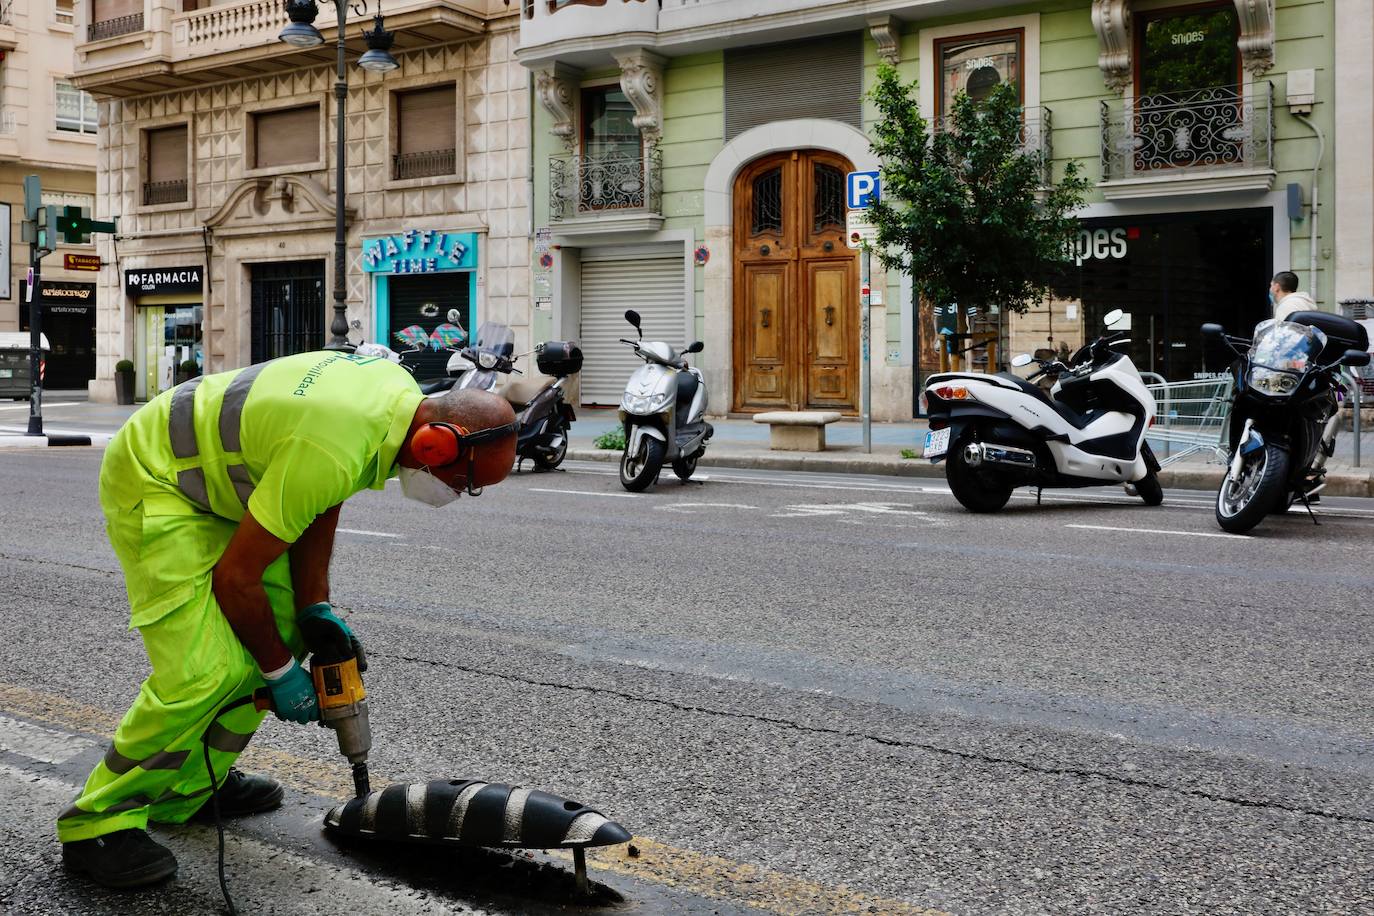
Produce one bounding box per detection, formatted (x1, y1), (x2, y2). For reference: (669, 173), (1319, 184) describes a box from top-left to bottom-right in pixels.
(58, 350), (516, 888)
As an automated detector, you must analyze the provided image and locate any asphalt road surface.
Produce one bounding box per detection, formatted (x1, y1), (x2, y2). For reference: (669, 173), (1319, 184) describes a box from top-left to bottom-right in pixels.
(0, 449), (1371, 915)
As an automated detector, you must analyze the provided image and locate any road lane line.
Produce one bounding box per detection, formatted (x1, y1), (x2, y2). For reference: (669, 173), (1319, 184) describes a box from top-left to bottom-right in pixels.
(0, 402), (79, 412)
(529, 487), (639, 498)
(1066, 523), (1249, 539)
(0, 680), (943, 916)
(0, 713), (97, 763)
(337, 528), (402, 538)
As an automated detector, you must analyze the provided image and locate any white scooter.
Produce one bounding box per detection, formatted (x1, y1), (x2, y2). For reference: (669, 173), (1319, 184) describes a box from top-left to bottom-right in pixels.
(921, 308), (1162, 512)
(616, 309), (713, 491)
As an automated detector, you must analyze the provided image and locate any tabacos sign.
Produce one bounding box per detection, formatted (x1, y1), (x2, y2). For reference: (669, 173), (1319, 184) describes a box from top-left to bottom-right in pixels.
(125, 266), (204, 295)
(1068, 226), (1140, 266)
(362, 230), (478, 274)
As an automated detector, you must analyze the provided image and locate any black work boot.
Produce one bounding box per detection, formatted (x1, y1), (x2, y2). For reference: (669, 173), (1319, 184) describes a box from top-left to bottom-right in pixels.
(193, 768), (284, 819)
(63, 829), (178, 889)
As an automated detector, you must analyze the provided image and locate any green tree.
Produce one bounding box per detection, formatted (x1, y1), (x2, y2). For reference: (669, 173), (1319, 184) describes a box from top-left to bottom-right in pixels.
(867, 65), (1090, 330)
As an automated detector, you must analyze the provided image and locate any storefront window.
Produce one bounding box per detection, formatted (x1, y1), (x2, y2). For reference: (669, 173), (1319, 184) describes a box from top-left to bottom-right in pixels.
(163, 305), (203, 389)
(935, 29), (1023, 118)
(1137, 4), (1241, 99)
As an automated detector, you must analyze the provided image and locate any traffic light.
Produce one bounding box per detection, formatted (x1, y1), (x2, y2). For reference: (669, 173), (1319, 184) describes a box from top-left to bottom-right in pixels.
(34, 206), (55, 258)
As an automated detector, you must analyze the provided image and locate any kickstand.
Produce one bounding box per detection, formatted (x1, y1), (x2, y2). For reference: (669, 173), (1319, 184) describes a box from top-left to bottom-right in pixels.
(1036, 487), (1043, 506)
(573, 846), (589, 897)
(1297, 492), (1320, 526)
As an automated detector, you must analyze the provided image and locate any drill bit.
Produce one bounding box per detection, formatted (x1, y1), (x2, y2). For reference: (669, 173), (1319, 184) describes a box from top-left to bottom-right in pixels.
(352, 762), (370, 798)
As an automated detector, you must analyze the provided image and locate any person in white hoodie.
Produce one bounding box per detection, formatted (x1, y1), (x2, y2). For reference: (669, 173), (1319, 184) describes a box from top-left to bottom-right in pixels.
(1270, 270), (1317, 322)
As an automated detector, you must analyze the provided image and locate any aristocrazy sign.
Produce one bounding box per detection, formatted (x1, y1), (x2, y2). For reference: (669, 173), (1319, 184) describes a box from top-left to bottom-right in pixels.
(362, 230), (478, 274)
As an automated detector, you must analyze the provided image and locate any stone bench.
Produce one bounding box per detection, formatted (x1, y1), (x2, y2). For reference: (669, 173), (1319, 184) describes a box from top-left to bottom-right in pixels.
(753, 410), (843, 452)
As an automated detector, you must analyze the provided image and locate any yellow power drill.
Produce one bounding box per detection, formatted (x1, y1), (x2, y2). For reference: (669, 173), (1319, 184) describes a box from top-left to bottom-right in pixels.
(255, 632), (372, 797)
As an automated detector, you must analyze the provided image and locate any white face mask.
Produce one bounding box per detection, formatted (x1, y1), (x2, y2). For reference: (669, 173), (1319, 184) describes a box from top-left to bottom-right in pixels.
(398, 466), (461, 508)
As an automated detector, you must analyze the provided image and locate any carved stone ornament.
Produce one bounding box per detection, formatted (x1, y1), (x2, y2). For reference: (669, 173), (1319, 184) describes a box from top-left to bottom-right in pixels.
(614, 49), (667, 143)
(1234, 0), (1276, 75)
(205, 175), (354, 236)
(1091, 0), (1132, 93)
(868, 15), (901, 66)
(535, 63), (581, 149)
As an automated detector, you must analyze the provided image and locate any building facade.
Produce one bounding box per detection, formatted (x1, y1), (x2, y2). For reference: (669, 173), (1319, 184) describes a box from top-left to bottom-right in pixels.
(72, 0), (529, 402)
(1, 0), (100, 390)
(518, 0), (1347, 419)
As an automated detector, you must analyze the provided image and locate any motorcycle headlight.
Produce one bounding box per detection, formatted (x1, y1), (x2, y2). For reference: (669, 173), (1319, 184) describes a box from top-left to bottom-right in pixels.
(478, 352), (498, 369)
(1249, 367), (1299, 396)
(622, 393), (669, 413)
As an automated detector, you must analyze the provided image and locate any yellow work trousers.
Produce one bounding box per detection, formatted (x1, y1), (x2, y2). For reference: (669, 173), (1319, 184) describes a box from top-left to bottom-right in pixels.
(57, 466), (305, 842)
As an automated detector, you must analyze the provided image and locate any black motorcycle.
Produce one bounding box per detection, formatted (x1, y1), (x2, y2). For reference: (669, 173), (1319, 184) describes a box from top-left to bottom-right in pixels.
(1203, 311), (1370, 533)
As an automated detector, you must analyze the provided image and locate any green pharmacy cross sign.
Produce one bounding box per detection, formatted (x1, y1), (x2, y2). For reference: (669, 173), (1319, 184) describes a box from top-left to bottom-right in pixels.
(57, 205), (117, 245)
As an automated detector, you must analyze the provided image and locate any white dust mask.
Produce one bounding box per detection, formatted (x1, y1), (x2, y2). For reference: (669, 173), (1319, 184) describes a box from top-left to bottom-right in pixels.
(398, 466), (461, 508)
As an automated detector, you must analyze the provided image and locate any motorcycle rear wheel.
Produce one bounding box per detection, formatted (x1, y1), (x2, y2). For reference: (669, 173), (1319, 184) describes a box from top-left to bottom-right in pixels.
(946, 438), (1014, 513)
(531, 422), (568, 471)
(1216, 443), (1288, 533)
(620, 435), (665, 492)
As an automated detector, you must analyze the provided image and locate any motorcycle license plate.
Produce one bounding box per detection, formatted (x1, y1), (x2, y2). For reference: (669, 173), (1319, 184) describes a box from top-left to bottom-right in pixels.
(923, 428), (950, 460)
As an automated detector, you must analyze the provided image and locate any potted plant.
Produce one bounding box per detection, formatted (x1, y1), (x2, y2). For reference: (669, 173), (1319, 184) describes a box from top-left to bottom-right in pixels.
(177, 359), (200, 385)
(114, 359), (135, 405)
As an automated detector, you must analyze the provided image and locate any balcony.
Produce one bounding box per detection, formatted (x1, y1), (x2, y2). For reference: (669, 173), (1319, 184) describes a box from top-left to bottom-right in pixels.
(91, 11), (144, 40)
(142, 179), (188, 205)
(75, 0), (491, 98)
(549, 148), (663, 236)
(1099, 82), (1275, 200)
(392, 148), (457, 181)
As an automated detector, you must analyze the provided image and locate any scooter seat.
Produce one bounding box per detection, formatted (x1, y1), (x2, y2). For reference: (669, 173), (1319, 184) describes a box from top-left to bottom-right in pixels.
(499, 376), (549, 410)
(993, 372), (1094, 430)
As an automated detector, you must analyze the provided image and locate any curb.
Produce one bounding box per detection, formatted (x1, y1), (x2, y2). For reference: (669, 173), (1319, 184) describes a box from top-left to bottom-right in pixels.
(0, 433), (102, 449)
(569, 447), (1374, 496)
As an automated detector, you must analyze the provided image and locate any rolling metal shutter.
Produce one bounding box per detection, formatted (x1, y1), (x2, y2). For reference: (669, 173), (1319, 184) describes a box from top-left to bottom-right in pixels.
(579, 252), (686, 406)
(724, 33), (863, 140)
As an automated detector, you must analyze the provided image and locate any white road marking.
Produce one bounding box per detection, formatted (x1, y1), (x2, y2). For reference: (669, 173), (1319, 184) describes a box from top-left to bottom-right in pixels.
(0, 714), (97, 764)
(656, 502), (758, 514)
(337, 528), (402, 538)
(0, 402), (79, 411)
(1066, 524), (1249, 540)
(529, 487), (639, 498)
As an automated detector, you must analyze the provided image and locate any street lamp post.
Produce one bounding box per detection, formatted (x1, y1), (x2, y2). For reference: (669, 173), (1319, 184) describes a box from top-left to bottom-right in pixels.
(281, 0), (397, 352)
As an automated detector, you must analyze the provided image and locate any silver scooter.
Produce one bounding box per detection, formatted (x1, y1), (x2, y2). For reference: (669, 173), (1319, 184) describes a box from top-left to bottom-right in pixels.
(617, 309), (713, 491)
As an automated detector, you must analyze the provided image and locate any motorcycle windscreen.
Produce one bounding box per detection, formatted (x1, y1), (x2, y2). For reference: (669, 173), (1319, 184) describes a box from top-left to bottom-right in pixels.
(457, 368), (502, 390)
(475, 322), (515, 358)
(1249, 320), (1327, 372)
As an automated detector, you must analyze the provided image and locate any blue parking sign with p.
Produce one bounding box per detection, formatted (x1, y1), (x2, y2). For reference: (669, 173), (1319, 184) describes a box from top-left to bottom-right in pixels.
(847, 171), (880, 209)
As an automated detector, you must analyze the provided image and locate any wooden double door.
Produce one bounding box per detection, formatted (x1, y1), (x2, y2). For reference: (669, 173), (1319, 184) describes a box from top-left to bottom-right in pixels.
(733, 150), (858, 413)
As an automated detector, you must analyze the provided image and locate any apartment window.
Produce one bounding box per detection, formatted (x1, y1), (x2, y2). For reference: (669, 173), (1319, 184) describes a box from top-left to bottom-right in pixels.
(55, 82), (98, 134)
(1137, 3), (1240, 99)
(251, 104), (320, 170)
(392, 85), (457, 180)
(55, 0), (75, 25)
(934, 29), (1023, 118)
(90, 0), (144, 40)
(576, 86), (643, 210)
(144, 125), (188, 205)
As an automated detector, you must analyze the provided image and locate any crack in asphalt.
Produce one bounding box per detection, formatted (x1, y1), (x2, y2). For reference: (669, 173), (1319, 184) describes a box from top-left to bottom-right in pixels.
(0, 552), (120, 578)
(373, 650), (1374, 829)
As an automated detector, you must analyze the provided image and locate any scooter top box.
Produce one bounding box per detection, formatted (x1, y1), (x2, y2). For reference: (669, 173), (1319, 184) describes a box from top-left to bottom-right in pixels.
(537, 341), (583, 377)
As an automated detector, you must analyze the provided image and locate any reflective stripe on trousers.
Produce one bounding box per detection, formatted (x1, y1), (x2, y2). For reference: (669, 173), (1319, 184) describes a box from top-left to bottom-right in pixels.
(167, 362), (270, 510)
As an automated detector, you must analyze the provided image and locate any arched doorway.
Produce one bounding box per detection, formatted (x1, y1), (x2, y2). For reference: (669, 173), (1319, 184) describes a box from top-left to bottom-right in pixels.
(732, 150), (858, 413)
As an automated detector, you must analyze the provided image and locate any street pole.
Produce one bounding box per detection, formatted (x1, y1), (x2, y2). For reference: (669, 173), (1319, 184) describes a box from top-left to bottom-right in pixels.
(327, 0), (352, 352)
(861, 245), (872, 453)
(27, 242), (43, 436)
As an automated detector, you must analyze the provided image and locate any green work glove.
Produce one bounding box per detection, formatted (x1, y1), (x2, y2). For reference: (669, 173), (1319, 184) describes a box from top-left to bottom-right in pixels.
(263, 660), (320, 724)
(297, 602), (367, 672)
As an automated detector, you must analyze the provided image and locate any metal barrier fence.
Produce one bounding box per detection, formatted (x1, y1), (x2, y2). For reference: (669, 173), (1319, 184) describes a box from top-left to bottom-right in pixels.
(1144, 377), (1232, 467)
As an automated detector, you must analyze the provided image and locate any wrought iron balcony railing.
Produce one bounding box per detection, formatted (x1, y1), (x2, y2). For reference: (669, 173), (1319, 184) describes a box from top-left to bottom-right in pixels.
(90, 12), (145, 41)
(932, 106), (1054, 183)
(549, 148), (662, 221)
(1101, 82), (1274, 180)
(143, 180), (188, 206)
(392, 148), (457, 181)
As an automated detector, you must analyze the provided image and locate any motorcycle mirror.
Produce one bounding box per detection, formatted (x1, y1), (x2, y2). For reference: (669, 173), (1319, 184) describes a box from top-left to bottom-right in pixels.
(624, 310), (641, 329)
(1010, 353), (1034, 368)
(685, 340), (704, 354)
(1343, 349), (1372, 368)
(447, 309), (461, 324)
(1103, 308), (1124, 328)
(1200, 323), (1225, 339)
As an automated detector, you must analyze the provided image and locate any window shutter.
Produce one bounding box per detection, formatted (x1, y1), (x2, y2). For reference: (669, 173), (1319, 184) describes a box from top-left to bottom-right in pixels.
(397, 85), (456, 156)
(724, 34), (862, 140)
(254, 105), (320, 169)
(147, 126), (188, 183)
(92, 0), (142, 21)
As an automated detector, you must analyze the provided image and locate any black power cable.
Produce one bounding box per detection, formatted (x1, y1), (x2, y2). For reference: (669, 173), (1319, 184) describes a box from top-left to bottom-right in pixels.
(201, 695), (254, 916)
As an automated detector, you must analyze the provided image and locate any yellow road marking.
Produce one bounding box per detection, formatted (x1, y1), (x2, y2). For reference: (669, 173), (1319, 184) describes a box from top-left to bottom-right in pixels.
(0, 681), (945, 916)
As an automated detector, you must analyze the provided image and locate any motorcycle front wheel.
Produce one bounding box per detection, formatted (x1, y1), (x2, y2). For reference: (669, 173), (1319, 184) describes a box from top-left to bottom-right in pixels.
(671, 452), (699, 481)
(946, 438), (1014, 513)
(1216, 443), (1289, 533)
(620, 434), (666, 491)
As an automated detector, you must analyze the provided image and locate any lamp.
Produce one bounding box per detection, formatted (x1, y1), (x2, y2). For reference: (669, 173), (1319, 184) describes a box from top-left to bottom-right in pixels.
(279, 0), (324, 48)
(358, 14), (399, 73)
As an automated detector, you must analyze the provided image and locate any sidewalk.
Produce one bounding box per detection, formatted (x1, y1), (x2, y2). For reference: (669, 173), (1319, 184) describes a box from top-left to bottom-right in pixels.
(5, 396), (1373, 496)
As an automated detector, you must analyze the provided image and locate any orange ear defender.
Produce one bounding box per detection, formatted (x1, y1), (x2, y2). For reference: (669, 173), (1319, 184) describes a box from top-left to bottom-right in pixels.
(409, 422), (467, 467)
